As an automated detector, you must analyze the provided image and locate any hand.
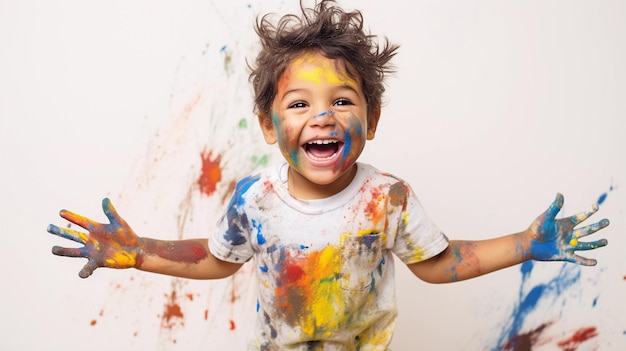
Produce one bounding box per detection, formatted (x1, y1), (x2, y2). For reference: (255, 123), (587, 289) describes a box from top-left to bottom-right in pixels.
(47, 198), (143, 278)
(528, 193), (609, 266)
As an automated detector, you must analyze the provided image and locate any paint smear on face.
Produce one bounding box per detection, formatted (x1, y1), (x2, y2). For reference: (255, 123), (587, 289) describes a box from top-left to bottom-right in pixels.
(335, 113), (365, 173)
(198, 150), (222, 196)
(292, 53), (358, 88)
(272, 111), (299, 167)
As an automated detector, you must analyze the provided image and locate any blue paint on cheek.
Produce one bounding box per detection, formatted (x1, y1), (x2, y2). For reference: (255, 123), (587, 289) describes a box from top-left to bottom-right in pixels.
(272, 112), (299, 167)
(342, 130), (352, 161)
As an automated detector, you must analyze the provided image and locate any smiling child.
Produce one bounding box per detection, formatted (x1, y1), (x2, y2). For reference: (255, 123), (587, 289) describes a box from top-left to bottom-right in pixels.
(47, 1), (609, 350)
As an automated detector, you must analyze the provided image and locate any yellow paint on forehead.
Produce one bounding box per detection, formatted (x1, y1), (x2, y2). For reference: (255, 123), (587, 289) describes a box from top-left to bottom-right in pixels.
(291, 53), (358, 88)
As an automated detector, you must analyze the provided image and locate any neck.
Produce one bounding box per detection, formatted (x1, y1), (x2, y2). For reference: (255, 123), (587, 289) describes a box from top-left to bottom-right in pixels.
(287, 164), (357, 200)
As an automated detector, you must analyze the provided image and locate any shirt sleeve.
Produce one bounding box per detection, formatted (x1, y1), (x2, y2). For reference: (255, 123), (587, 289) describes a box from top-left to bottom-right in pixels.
(392, 184), (449, 265)
(209, 176), (259, 263)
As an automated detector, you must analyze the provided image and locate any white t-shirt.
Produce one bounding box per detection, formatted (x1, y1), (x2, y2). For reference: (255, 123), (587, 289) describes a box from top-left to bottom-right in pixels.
(210, 162), (448, 350)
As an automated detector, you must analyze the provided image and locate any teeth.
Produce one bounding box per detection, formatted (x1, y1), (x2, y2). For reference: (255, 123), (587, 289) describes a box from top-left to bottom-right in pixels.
(307, 140), (338, 145)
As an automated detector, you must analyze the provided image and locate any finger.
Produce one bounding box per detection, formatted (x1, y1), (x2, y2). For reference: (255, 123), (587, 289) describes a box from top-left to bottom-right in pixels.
(102, 198), (128, 227)
(573, 219), (610, 238)
(543, 193), (564, 219)
(572, 239), (608, 251)
(59, 209), (98, 231)
(568, 203), (600, 226)
(51, 245), (88, 257)
(47, 224), (89, 244)
(569, 254), (598, 266)
(78, 259), (98, 279)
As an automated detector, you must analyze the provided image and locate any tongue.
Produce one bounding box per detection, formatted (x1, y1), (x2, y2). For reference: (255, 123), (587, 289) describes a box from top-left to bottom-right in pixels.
(307, 143), (337, 159)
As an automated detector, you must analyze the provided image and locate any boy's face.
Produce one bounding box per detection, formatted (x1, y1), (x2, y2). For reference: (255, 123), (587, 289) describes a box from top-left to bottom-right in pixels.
(259, 51), (379, 198)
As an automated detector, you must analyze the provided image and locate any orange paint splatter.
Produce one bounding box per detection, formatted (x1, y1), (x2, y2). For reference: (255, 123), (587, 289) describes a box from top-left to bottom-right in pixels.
(229, 319), (236, 330)
(204, 309), (209, 321)
(90, 319), (97, 326)
(161, 291), (184, 330)
(198, 150), (222, 196)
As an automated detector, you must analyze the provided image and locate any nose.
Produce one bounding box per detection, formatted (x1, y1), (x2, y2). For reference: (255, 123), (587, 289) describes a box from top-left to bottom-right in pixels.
(310, 109), (335, 127)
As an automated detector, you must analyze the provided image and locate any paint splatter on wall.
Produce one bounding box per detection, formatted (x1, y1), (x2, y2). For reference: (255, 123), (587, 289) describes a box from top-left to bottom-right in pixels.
(81, 2), (284, 349)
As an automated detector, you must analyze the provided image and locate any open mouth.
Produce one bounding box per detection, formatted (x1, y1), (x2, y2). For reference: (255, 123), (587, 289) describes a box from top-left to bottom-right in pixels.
(304, 139), (343, 161)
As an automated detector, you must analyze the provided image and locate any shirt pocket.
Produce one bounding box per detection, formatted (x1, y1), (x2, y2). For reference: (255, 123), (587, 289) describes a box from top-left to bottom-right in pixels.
(340, 233), (384, 291)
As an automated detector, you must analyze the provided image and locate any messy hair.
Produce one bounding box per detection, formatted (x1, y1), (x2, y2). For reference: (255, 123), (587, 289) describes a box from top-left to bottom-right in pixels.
(249, 0), (399, 120)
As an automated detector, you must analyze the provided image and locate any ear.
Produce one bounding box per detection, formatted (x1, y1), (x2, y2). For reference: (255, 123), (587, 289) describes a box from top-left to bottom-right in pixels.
(258, 113), (277, 144)
(366, 108), (381, 140)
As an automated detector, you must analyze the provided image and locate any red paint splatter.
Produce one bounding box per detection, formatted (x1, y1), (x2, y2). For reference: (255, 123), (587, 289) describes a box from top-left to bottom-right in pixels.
(186, 293), (194, 301)
(229, 319), (236, 330)
(161, 290), (184, 330)
(90, 309), (104, 326)
(198, 150), (222, 196)
(557, 326), (598, 351)
(500, 323), (551, 351)
(204, 309), (209, 321)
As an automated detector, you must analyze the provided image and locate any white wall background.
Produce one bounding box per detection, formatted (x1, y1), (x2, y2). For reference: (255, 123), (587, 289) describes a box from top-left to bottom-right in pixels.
(1, 0), (624, 350)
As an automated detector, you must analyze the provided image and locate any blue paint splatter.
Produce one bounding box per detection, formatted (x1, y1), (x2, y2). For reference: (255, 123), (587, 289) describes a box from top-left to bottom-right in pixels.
(259, 265), (268, 272)
(596, 183), (616, 206)
(493, 261), (581, 350)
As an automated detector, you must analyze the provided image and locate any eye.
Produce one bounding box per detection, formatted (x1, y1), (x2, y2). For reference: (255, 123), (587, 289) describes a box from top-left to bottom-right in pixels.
(288, 101), (308, 109)
(333, 98), (354, 106)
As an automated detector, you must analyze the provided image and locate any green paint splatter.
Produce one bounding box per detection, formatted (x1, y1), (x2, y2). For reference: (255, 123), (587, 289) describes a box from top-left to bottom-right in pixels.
(252, 154), (269, 167)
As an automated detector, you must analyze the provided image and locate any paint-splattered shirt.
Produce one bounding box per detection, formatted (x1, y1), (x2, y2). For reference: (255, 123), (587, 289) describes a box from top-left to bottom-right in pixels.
(210, 162), (448, 350)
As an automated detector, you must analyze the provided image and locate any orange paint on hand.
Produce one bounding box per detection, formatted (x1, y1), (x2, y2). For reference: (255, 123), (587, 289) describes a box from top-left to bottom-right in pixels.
(198, 150), (222, 196)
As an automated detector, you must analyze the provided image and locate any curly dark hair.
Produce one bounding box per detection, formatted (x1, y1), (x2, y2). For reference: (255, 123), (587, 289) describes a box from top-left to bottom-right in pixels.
(249, 0), (399, 121)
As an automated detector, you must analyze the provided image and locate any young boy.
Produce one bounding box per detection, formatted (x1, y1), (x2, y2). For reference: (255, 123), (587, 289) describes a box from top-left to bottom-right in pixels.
(47, 1), (610, 350)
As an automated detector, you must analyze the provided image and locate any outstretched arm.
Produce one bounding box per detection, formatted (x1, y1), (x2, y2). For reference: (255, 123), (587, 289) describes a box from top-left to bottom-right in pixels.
(409, 193), (609, 284)
(47, 198), (242, 279)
